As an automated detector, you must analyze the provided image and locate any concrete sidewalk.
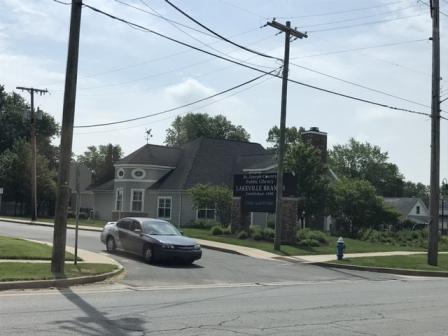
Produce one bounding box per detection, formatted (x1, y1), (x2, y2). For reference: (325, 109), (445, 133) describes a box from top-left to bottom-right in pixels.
(0, 217), (103, 232)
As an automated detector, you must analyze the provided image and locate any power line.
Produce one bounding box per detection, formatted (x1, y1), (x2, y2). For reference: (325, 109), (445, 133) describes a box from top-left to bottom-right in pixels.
(309, 13), (425, 33)
(290, 62), (431, 109)
(76, 75), (274, 134)
(278, 0), (409, 19)
(74, 67), (280, 128)
(298, 4), (420, 29)
(162, 0), (282, 62)
(80, 3), (440, 121)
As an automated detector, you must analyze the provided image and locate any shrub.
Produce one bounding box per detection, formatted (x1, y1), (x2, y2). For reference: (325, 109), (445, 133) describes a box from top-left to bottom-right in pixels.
(187, 219), (221, 229)
(296, 229), (329, 245)
(222, 226), (232, 235)
(237, 231), (248, 239)
(267, 218), (276, 229)
(298, 238), (320, 247)
(210, 226), (223, 235)
(263, 228), (275, 242)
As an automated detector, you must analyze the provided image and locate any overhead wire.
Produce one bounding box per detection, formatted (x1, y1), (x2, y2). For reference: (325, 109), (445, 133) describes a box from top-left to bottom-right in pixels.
(74, 67), (281, 128)
(78, 2), (442, 121)
(162, 0), (282, 62)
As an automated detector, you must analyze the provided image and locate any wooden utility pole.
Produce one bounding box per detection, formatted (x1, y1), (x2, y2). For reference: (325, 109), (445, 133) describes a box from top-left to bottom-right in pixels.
(16, 86), (48, 221)
(267, 20), (307, 250)
(428, 0), (441, 266)
(51, 0), (83, 274)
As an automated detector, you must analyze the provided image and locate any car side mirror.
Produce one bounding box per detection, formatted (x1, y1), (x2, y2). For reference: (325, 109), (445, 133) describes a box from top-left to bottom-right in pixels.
(180, 230), (184, 235)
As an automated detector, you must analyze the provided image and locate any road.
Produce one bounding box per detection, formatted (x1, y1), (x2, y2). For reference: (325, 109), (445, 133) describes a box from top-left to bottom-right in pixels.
(1, 220), (448, 335)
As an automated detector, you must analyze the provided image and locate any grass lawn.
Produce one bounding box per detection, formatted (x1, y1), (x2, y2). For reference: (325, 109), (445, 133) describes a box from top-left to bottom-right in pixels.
(183, 228), (426, 256)
(0, 216), (106, 228)
(0, 262), (117, 282)
(0, 236), (78, 261)
(334, 254), (448, 272)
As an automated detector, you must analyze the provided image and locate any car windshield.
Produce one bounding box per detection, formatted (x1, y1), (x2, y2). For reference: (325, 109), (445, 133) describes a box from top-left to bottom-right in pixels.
(142, 221), (180, 236)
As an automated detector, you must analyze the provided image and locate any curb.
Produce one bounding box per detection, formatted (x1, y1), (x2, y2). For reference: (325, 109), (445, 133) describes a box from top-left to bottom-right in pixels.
(0, 265), (124, 291)
(315, 261), (448, 277)
(199, 243), (245, 256)
(0, 217), (102, 232)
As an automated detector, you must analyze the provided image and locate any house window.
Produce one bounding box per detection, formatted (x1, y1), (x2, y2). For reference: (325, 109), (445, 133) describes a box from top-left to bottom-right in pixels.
(115, 188), (123, 211)
(197, 205), (216, 220)
(416, 206), (420, 215)
(158, 197), (172, 219)
(132, 168), (146, 180)
(117, 168), (125, 179)
(131, 189), (144, 212)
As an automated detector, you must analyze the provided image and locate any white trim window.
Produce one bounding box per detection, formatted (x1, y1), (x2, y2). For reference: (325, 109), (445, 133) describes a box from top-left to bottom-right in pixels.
(131, 168), (146, 180)
(196, 205), (216, 220)
(117, 168), (125, 179)
(130, 189), (144, 212)
(157, 197), (172, 219)
(115, 188), (123, 211)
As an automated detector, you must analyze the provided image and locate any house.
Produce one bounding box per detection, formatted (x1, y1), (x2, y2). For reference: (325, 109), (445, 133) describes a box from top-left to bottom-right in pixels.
(90, 137), (273, 226)
(383, 197), (429, 225)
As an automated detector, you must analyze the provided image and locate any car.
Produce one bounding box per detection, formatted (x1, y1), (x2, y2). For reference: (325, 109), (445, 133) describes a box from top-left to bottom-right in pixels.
(100, 217), (202, 264)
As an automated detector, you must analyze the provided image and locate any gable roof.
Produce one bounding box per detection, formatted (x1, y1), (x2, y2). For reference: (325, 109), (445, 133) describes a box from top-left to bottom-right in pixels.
(383, 197), (426, 217)
(150, 137), (268, 190)
(88, 179), (114, 192)
(116, 143), (181, 167)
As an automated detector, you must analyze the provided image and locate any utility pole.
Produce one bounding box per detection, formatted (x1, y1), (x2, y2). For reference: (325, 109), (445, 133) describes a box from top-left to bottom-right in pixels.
(51, 0), (83, 274)
(16, 86), (48, 221)
(74, 164), (80, 265)
(267, 20), (307, 250)
(428, 0), (441, 266)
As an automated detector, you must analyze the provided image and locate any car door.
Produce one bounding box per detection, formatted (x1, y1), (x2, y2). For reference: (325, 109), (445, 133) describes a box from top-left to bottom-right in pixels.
(127, 220), (145, 255)
(117, 219), (132, 252)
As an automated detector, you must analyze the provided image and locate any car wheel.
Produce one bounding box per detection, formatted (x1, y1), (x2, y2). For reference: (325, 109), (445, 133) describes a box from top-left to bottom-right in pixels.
(143, 245), (154, 263)
(106, 236), (116, 253)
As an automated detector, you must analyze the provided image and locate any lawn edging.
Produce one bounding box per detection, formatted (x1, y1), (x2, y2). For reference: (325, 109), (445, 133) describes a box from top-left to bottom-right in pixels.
(0, 264), (124, 291)
(315, 261), (448, 277)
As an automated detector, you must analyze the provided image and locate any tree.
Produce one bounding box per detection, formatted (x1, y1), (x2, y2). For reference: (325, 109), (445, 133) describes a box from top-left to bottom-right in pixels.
(329, 138), (404, 197)
(77, 144), (123, 186)
(189, 184), (233, 226)
(165, 113), (250, 146)
(284, 142), (329, 220)
(0, 86), (59, 163)
(403, 181), (430, 205)
(327, 178), (400, 236)
(0, 139), (56, 214)
(266, 126), (304, 152)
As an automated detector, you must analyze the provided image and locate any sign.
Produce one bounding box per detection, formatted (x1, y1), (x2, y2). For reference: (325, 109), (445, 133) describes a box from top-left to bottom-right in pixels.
(233, 173), (297, 212)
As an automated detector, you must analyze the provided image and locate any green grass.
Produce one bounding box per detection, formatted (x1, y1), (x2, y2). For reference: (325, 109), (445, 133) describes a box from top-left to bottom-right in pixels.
(0, 262), (117, 282)
(335, 254), (448, 272)
(0, 236), (78, 261)
(0, 216), (106, 228)
(183, 228), (426, 256)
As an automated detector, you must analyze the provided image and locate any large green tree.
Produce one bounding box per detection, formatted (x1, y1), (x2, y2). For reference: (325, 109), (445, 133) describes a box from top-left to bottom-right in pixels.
(329, 138), (404, 197)
(266, 126), (304, 152)
(0, 139), (57, 213)
(165, 113), (250, 146)
(77, 144), (123, 186)
(327, 178), (400, 235)
(284, 142), (329, 220)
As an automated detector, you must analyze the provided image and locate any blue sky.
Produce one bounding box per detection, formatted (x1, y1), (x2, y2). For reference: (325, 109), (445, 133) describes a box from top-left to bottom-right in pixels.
(0, 0), (447, 184)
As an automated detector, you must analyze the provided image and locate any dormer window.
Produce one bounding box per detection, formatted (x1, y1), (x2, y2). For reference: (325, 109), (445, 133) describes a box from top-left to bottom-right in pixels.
(416, 206), (420, 215)
(132, 168), (146, 179)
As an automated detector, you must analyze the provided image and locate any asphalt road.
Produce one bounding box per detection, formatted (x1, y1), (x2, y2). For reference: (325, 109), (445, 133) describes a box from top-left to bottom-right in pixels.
(2, 221), (448, 335)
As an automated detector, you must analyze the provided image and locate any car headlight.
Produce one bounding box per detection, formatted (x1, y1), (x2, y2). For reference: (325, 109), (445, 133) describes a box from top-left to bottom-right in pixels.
(194, 244), (201, 250)
(161, 244), (175, 249)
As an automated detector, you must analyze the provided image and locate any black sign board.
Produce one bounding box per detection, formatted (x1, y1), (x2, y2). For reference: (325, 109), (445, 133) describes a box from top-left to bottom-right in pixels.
(233, 172), (297, 212)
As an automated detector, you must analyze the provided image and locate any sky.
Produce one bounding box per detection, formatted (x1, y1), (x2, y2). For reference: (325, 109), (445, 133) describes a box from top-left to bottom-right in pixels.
(0, 0), (447, 184)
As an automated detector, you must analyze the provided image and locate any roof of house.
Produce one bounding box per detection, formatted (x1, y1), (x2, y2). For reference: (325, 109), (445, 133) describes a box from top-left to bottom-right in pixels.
(88, 179), (114, 192)
(383, 197), (426, 218)
(150, 137), (268, 190)
(116, 143), (181, 167)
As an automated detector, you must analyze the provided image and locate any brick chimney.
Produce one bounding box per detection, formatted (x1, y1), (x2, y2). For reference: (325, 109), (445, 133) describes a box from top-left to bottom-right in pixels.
(301, 127), (327, 164)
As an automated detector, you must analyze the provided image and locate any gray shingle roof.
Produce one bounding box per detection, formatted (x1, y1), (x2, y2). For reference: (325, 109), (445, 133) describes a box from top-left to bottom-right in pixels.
(150, 137), (268, 190)
(88, 179), (114, 192)
(383, 197), (423, 218)
(116, 143), (181, 167)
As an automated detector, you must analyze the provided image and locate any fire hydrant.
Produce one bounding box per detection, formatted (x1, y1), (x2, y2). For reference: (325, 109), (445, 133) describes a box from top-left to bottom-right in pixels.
(337, 237), (345, 260)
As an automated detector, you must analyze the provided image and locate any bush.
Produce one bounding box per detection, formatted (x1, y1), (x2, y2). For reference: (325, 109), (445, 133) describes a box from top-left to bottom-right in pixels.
(187, 219), (221, 229)
(222, 226), (232, 235)
(237, 231), (248, 239)
(250, 226), (275, 242)
(210, 226), (223, 235)
(298, 238), (320, 247)
(296, 229), (329, 245)
(267, 218), (276, 229)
